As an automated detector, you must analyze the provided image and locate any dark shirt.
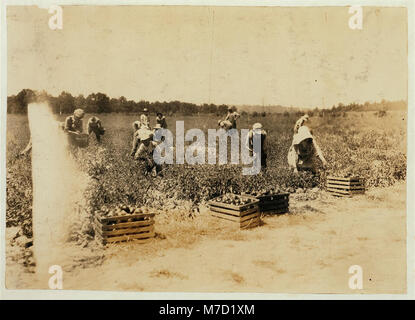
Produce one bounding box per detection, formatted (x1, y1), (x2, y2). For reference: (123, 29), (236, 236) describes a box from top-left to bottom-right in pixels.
(296, 138), (314, 160)
(65, 115), (83, 133)
(156, 116), (167, 129)
(247, 130), (267, 153)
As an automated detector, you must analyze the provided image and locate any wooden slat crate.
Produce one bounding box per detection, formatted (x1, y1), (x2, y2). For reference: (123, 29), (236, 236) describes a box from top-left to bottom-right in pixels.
(94, 212), (155, 244)
(326, 176), (365, 197)
(243, 192), (290, 214)
(207, 194), (261, 229)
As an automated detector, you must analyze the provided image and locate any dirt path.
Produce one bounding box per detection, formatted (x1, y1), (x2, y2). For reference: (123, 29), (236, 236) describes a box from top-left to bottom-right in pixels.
(6, 183), (406, 294)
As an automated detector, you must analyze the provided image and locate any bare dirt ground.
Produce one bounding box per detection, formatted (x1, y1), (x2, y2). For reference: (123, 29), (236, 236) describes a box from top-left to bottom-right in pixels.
(6, 182), (406, 294)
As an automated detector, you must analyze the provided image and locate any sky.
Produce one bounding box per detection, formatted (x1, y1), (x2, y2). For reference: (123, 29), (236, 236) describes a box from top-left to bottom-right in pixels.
(6, 5), (408, 108)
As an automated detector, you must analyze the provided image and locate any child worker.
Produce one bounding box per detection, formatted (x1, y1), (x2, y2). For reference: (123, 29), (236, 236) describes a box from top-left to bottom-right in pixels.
(246, 122), (267, 170)
(87, 116), (105, 143)
(287, 125), (327, 174)
(130, 127), (161, 176)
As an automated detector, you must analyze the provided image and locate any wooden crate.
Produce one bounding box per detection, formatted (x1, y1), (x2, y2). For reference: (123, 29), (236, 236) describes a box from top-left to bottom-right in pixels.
(207, 194), (261, 229)
(326, 176), (365, 197)
(243, 192), (290, 214)
(94, 213), (155, 244)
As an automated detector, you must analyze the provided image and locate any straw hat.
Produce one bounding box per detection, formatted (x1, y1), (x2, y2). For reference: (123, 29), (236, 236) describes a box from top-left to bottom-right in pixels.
(293, 125), (313, 145)
(253, 123), (263, 130)
(74, 108), (85, 119)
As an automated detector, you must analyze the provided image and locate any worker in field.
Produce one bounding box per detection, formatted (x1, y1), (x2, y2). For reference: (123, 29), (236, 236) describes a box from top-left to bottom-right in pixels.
(156, 112), (167, 129)
(225, 106), (240, 129)
(20, 122), (65, 156)
(246, 122), (267, 170)
(288, 125), (327, 174)
(87, 116), (105, 143)
(293, 114), (309, 134)
(152, 123), (165, 143)
(140, 108), (150, 129)
(65, 108), (85, 133)
(64, 109), (89, 147)
(130, 125), (154, 158)
(130, 128), (161, 176)
(129, 121), (142, 154)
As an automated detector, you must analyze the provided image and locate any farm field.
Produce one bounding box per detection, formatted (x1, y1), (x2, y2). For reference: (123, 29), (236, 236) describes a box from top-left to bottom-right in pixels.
(5, 109), (407, 293)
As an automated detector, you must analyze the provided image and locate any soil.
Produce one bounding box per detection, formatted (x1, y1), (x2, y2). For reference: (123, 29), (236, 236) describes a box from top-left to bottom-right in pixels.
(5, 183), (406, 294)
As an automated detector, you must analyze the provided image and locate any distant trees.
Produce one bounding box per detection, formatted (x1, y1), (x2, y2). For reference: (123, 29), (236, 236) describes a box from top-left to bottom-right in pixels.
(7, 89), (36, 114)
(86, 93), (110, 113)
(329, 100), (406, 113)
(6, 89), (233, 115)
(74, 94), (86, 110)
(56, 91), (75, 114)
(217, 104), (228, 115)
(6, 88), (407, 116)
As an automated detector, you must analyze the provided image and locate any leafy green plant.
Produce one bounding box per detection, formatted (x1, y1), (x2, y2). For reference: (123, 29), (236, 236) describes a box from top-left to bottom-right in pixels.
(6, 111), (407, 238)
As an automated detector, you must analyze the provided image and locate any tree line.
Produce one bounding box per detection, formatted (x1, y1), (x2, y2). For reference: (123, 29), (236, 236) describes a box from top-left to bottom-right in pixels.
(7, 89), (230, 116)
(7, 89), (407, 116)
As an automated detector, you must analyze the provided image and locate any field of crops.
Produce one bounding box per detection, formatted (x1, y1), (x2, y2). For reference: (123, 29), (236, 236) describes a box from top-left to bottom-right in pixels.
(6, 110), (407, 238)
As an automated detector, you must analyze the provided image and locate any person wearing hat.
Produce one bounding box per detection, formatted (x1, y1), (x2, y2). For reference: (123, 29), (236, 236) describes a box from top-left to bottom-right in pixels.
(225, 106), (240, 129)
(65, 108), (85, 133)
(156, 112), (167, 129)
(246, 123), (267, 169)
(131, 125), (145, 157)
(130, 127), (161, 176)
(87, 116), (105, 143)
(130, 127), (155, 158)
(152, 123), (165, 143)
(293, 114), (310, 134)
(288, 125), (327, 173)
(140, 108), (150, 129)
(64, 108), (87, 146)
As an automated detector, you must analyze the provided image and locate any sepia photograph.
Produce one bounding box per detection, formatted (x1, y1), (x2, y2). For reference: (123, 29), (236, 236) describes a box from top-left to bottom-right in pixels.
(1, 2), (412, 296)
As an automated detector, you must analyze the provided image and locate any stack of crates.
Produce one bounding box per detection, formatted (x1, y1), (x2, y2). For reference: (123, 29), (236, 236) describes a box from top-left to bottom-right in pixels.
(208, 194), (261, 229)
(326, 176), (365, 197)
